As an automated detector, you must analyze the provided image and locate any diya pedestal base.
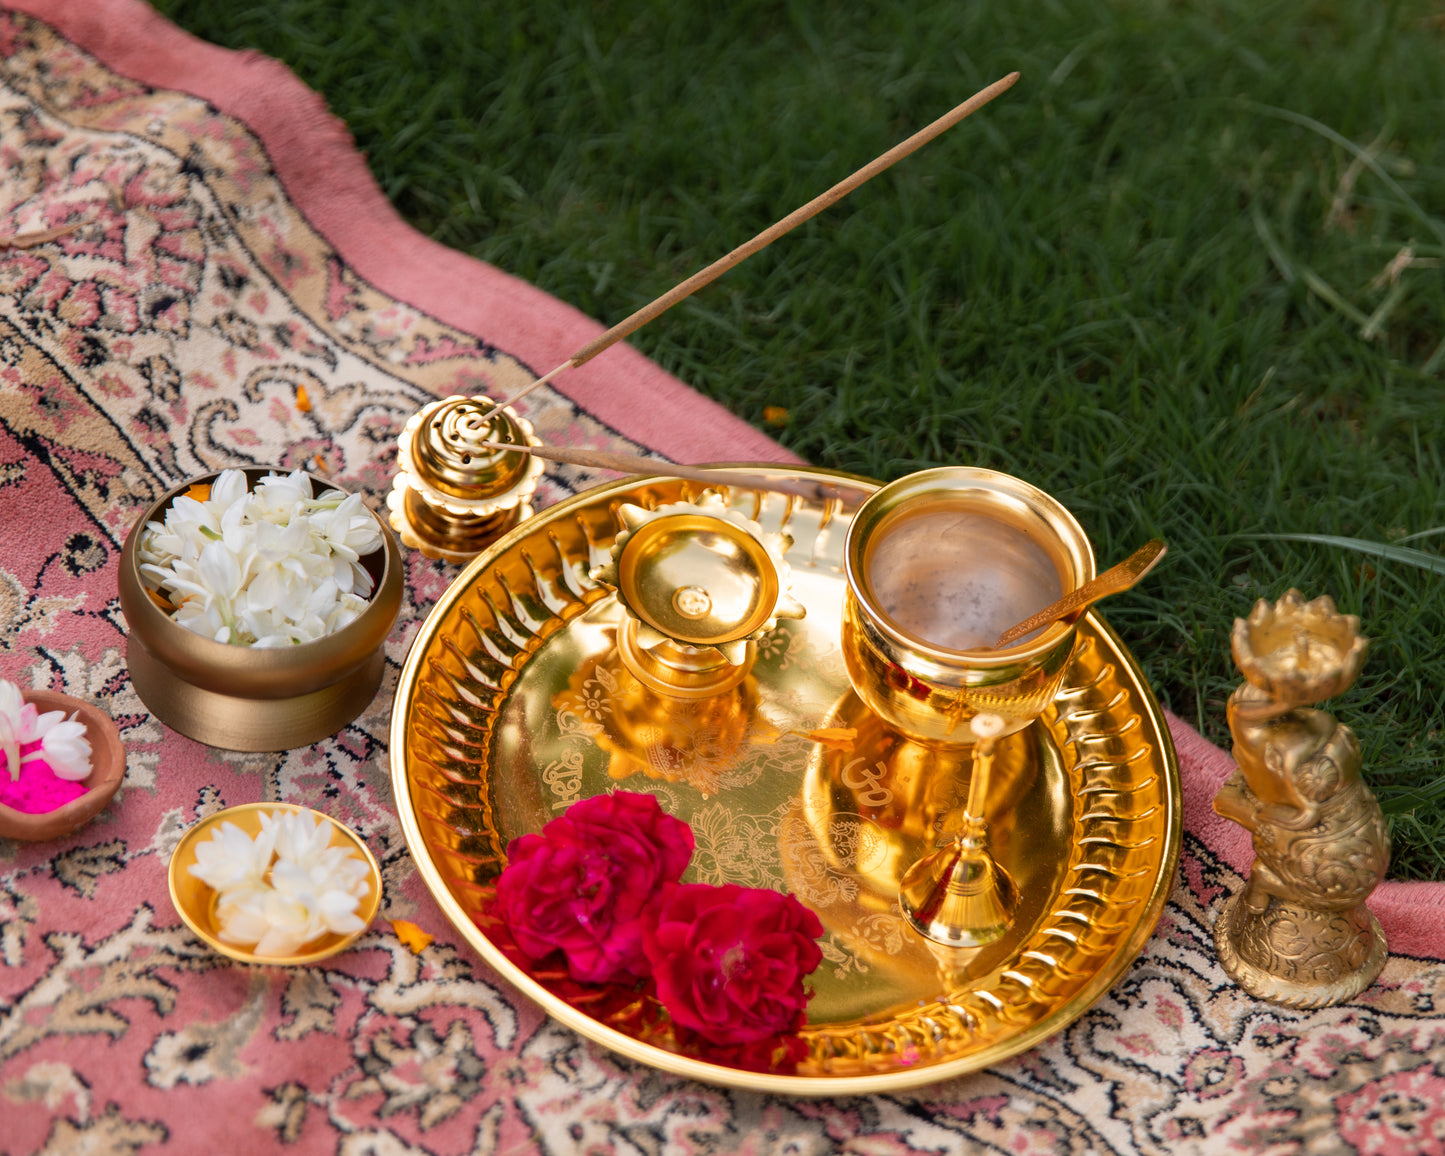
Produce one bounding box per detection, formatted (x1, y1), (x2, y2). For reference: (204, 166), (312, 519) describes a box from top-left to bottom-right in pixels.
(1214, 889), (1387, 1010)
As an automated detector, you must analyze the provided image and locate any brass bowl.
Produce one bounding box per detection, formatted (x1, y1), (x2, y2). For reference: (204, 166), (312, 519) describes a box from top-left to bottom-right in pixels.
(117, 468), (403, 751)
(841, 467), (1095, 743)
(168, 802), (382, 965)
(0, 690), (125, 842)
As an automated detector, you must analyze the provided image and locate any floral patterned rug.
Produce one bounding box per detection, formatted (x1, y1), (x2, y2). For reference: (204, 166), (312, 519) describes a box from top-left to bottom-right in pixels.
(2, 2), (1443, 1153)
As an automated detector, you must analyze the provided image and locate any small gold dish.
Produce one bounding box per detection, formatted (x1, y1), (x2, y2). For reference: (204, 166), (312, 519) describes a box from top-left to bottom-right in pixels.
(117, 468), (403, 751)
(167, 802), (382, 966)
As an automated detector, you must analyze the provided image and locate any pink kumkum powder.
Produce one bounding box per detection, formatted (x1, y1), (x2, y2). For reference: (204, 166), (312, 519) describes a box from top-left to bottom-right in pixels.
(0, 741), (88, 814)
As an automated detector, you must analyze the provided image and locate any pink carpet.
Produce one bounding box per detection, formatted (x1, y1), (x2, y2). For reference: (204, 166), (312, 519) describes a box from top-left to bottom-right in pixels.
(2, 2), (1442, 1152)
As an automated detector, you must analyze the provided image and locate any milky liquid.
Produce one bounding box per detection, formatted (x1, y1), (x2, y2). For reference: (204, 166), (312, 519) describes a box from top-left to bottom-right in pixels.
(864, 505), (1064, 650)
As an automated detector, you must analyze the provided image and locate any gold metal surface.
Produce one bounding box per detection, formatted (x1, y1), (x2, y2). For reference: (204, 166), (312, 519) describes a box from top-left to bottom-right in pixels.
(389, 468), (1180, 1094)
(994, 538), (1167, 649)
(841, 467), (1096, 744)
(899, 714), (1019, 947)
(591, 495), (806, 693)
(1213, 590), (1389, 1008)
(168, 802), (382, 965)
(387, 395), (545, 562)
(117, 469), (403, 752)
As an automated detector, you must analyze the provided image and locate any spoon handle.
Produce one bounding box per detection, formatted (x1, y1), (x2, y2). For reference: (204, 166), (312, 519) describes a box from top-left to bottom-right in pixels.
(993, 538), (1167, 649)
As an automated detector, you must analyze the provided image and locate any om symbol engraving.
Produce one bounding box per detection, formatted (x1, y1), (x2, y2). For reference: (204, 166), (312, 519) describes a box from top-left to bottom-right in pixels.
(840, 757), (892, 808)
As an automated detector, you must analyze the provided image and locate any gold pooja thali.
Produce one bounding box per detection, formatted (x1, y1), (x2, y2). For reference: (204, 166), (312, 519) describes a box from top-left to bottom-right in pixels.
(390, 467), (1181, 1094)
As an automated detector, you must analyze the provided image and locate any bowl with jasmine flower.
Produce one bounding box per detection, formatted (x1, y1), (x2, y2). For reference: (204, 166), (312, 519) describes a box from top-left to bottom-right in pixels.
(118, 467), (402, 751)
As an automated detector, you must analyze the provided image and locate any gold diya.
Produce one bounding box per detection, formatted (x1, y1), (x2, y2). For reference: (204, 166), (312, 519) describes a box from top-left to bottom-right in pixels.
(117, 468), (403, 752)
(168, 802), (382, 965)
(390, 468), (1180, 1094)
(590, 493), (806, 698)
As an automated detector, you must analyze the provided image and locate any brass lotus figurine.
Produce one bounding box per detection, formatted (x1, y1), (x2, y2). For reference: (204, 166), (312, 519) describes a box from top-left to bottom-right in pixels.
(1213, 590), (1389, 1008)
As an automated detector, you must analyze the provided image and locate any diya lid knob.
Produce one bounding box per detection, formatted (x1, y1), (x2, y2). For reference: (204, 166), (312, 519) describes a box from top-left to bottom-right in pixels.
(387, 395), (545, 563)
(590, 493), (806, 698)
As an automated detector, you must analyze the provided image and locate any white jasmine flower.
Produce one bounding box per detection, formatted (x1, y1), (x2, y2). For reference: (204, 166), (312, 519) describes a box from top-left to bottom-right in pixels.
(0, 682), (21, 782)
(261, 808), (333, 870)
(214, 884), (279, 948)
(249, 469), (313, 524)
(32, 715), (92, 781)
(187, 808), (372, 957)
(189, 819), (278, 893)
(0, 680), (89, 782)
(0, 679), (25, 724)
(138, 470), (382, 647)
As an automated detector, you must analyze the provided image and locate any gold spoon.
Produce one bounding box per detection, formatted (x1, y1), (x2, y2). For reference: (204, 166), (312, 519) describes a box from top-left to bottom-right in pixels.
(992, 539), (1167, 649)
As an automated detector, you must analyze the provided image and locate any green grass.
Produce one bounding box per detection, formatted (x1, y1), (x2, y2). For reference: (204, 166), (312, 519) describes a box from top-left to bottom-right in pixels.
(151, 0), (1445, 880)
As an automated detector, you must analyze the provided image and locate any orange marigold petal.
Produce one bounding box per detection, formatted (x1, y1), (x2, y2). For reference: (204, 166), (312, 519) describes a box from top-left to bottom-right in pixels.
(296, 384), (312, 412)
(390, 919), (434, 954)
(799, 726), (857, 751)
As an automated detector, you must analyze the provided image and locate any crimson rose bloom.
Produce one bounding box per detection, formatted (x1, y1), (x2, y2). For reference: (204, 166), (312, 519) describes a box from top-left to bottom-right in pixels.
(644, 882), (824, 1045)
(494, 791), (693, 985)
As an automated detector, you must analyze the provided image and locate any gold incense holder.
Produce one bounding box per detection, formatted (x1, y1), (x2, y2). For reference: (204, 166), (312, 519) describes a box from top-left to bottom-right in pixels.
(387, 395), (545, 563)
(1213, 590), (1390, 1008)
(590, 494), (805, 698)
(841, 467), (1096, 745)
(118, 469), (403, 752)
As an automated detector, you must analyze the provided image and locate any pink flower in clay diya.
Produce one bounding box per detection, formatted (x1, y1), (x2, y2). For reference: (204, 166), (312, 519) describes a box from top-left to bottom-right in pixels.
(644, 882), (823, 1045)
(0, 680), (92, 814)
(493, 791), (694, 985)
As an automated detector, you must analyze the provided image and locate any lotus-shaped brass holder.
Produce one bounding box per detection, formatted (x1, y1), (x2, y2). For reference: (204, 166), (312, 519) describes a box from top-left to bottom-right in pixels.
(590, 494), (805, 699)
(387, 395), (545, 563)
(1213, 590), (1389, 1008)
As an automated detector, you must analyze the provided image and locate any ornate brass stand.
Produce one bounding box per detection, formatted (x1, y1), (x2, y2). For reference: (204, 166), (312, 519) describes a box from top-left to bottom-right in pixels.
(1213, 590), (1390, 1008)
(387, 395), (544, 563)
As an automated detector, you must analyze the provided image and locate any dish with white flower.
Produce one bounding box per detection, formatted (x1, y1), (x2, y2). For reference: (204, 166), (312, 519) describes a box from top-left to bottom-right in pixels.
(136, 468), (384, 648)
(168, 803), (382, 964)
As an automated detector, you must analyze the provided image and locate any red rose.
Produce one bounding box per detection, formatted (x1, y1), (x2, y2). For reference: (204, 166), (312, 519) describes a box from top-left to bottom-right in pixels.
(493, 791), (693, 985)
(644, 882), (823, 1046)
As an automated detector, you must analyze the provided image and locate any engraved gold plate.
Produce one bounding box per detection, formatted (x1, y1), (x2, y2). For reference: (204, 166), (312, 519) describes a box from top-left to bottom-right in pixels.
(389, 468), (1181, 1094)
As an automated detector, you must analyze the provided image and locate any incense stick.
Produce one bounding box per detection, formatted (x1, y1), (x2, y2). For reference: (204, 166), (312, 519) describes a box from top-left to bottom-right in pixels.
(475, 440), (868, 503)
(478, 72), (1020, 420)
